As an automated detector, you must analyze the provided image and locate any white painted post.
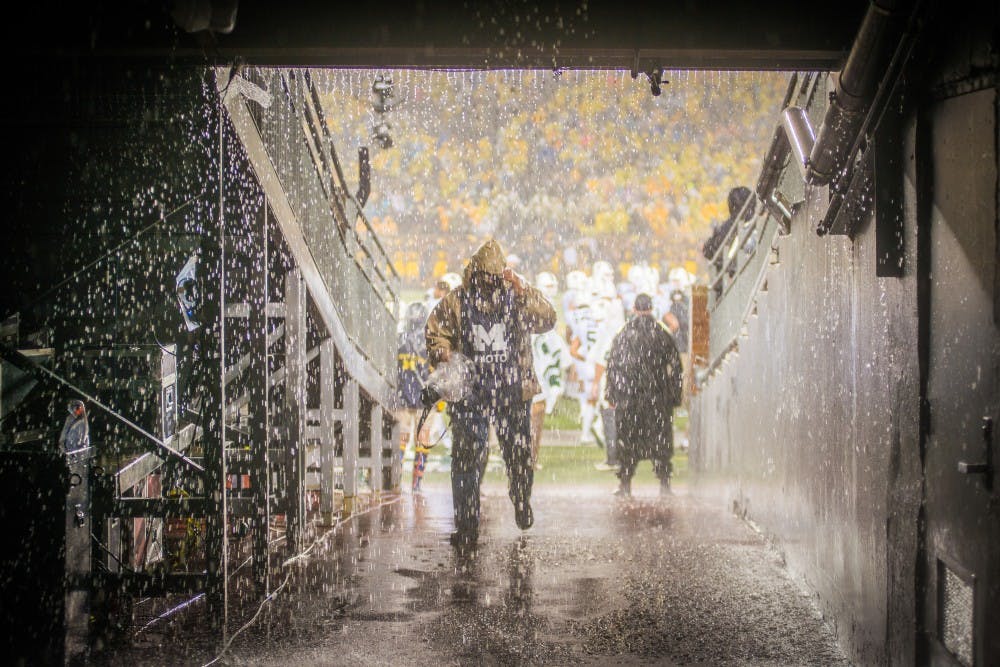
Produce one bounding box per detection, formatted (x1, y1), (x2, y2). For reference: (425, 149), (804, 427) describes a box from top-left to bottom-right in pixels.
(284, 268), (307, 548)
(389, 419), (402, 491)
(319, 338), (336, 526)
(370, 404), (384, 496)
(342, 379), (360, 515)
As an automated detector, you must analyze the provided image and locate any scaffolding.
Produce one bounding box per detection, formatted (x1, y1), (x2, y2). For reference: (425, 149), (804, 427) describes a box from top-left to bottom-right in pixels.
(0, 64), (401, 660)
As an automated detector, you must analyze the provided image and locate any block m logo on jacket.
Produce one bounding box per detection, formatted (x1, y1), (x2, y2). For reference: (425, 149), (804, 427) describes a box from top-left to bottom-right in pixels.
(472, 323), (509, 363)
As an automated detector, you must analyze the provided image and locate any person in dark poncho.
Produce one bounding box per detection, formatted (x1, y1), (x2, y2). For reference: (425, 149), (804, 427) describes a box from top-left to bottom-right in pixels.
(605, 293), (683, 497)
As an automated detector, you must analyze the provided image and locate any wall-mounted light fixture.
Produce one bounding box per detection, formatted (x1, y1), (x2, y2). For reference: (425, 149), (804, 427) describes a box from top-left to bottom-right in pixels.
(371, 74), (394, 149)
(767, 191), (795, 236)
(647, 69), (665, 96)
(372, 121), (393, 149)
(371, 74), (393, 113)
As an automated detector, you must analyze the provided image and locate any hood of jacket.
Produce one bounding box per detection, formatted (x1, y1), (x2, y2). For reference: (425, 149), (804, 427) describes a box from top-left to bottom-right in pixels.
(462, 239), (506, 287)
(727, 186), (753, 221)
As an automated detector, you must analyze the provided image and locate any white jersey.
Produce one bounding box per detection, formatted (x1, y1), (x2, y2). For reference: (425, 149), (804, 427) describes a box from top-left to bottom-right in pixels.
(531, 330), (567, 412)
(586, 307), (625, 409)
(566, 303), (600, 394)
(569, 304), (600, 357)
(587, 311), (623, 368)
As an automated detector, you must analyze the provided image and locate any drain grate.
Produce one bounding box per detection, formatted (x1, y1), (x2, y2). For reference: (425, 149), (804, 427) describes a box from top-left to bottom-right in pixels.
(938, 559), (975, 667)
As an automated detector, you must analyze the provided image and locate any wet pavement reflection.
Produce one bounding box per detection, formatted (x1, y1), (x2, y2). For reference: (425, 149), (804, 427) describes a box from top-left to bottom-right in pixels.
(101, 483), (848, 666)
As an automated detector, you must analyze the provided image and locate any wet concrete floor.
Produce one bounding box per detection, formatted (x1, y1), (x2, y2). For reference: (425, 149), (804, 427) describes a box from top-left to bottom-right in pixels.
(107, 481), (848, 666)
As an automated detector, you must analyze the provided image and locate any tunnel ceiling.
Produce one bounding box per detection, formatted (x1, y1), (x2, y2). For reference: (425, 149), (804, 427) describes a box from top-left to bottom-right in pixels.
(14, 1), (869, 71)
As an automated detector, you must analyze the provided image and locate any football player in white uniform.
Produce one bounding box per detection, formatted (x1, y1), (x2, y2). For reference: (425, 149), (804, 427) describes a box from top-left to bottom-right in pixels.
(568, 278), (606, 445)
(529, 272), (567, 469)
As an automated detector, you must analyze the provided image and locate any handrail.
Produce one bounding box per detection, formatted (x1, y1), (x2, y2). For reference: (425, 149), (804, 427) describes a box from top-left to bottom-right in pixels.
(280, 70), (398, 309)
(707, 72), (820, 311)
(707, 193), (757, 269)
(278, 72), (349, 245)
(707, 192), (760, 290)
(302, 72), (399, 284)
(0, 345), (205, 475)
(695, 338), (738, 387)
(221, 72), (397, 403)
(711, 206), (773, 305)
(703, 71), (832, 370)
(7, 192), (204, 322)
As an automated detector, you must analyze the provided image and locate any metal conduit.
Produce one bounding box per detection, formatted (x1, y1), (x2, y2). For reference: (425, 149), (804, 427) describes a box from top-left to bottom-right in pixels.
(805, 0), (911, 186)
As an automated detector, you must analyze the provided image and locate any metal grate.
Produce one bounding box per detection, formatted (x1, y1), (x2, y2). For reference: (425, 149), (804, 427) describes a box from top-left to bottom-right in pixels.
(939, 560), (975, 667)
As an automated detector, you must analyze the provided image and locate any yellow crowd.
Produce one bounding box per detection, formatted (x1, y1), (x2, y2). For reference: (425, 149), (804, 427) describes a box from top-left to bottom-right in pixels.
(314, 68), (788, 285)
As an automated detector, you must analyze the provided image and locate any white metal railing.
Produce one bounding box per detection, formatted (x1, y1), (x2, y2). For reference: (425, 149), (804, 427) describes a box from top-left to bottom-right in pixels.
(703, 72), (823, 369)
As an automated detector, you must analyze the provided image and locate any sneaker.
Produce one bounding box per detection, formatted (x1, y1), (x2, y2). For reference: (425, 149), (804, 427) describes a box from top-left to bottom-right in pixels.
(514, 499), (534, 530)
(614, 480), (632, 497)
(594, 461), (617, 471)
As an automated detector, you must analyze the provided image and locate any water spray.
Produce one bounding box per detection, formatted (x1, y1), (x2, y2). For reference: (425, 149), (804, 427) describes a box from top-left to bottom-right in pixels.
(414, 352), (475, 447)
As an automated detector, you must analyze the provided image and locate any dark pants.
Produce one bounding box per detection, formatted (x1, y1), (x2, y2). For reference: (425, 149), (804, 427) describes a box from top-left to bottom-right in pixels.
(615, 399), (674, 483)
(450, 390), (533, 537)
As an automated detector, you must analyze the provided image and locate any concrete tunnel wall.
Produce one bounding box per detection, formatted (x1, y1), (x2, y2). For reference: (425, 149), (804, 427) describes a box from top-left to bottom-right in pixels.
(690, 119), (924, 664)
(688, 3), (1000, 662)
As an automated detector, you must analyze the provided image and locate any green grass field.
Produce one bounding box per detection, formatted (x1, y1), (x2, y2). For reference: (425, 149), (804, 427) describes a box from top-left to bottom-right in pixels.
(416, 443), (688, 488)
(543, 396), (689, 433)
(405, 397), (691, 489)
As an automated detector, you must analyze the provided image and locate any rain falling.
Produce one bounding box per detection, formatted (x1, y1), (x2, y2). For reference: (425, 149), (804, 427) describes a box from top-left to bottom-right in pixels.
(2, 2), (998, 666)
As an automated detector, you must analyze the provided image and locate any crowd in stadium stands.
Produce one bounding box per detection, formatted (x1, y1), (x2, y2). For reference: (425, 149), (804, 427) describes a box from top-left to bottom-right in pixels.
(317, 69), (788, 288)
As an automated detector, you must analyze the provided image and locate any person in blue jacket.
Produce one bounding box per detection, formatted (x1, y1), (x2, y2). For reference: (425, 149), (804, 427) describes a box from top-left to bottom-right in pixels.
(396, 301), (431, 491)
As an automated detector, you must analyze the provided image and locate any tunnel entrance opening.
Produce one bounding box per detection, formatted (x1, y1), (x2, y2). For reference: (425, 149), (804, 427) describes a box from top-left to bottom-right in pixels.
(287, 64), (793, 497)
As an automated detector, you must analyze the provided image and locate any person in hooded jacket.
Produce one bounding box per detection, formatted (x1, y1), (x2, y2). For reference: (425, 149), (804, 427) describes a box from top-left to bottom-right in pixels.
(425, 239), (557, 546)
(605, 293), (683, 498)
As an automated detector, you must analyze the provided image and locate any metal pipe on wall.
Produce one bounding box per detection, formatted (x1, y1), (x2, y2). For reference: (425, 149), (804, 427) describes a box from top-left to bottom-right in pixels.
(806, 0), (911, 185)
